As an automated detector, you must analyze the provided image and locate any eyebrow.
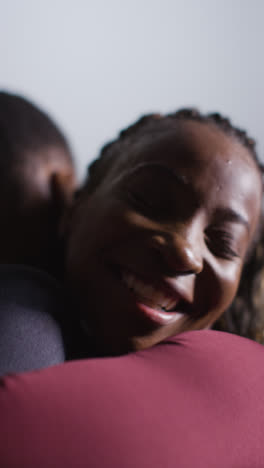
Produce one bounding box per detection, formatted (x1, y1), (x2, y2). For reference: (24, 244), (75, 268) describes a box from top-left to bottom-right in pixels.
(213, 208), (250, 233)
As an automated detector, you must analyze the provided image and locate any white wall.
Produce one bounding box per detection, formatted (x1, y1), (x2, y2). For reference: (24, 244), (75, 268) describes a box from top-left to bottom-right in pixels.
(1, 0), (264, 178)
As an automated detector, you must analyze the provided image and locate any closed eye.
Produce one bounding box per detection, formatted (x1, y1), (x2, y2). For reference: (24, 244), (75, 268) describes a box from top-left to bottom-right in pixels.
(205, 229), (239, 260)
(125, 190), (162, 218)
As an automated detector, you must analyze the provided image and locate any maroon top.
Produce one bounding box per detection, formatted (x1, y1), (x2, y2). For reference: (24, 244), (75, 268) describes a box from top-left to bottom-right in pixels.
(0, 330), (263, 467)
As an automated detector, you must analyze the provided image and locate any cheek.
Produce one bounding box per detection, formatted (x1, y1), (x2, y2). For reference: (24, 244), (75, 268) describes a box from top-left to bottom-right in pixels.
(219, 265), (242, 310)
(66, 200), (128, 278)
(200, 260), (243, 318)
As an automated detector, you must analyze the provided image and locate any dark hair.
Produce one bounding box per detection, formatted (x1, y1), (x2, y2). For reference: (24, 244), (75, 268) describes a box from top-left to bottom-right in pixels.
(0, 91), (76, 275)
(81, 108), (264, 343)
(0, 91), (73, 169)
(82, 108), (263, 194)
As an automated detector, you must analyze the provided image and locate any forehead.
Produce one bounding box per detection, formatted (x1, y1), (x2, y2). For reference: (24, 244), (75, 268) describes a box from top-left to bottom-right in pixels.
(124, 121), (254, 171)
(113, 121), (262, 237)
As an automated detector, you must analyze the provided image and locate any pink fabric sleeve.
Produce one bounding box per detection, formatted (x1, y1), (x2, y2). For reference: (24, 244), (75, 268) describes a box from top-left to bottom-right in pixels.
(0, 330), (264, 467)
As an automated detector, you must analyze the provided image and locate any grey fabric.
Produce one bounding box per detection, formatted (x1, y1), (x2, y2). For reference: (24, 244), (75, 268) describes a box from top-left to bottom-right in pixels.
(0, 265), (66, 376)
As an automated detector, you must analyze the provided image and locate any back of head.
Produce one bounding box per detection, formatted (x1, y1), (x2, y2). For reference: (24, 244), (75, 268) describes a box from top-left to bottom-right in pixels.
(0, 91), (76, 274)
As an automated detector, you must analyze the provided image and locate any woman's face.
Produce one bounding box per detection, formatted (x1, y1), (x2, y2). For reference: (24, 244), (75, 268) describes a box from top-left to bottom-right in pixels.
(65, 121), (262, 354)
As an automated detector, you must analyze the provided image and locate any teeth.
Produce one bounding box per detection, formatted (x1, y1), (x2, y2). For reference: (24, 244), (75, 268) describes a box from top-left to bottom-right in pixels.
(122, 271), (178, 311)
(165, 297), (178, 311)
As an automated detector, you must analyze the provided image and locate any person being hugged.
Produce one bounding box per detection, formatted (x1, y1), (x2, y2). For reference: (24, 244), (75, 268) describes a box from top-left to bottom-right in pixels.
(64, 109), (263, 356)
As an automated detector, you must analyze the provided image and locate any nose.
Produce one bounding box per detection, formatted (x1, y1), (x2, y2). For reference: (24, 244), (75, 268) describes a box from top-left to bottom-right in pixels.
(151, 227), (204, 276)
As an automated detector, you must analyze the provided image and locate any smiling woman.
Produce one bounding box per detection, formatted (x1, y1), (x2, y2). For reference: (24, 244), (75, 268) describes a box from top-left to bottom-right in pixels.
(64, 109), (263, 357)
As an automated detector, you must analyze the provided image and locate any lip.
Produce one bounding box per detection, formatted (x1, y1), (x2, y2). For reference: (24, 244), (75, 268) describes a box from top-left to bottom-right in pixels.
(135, 301), (184, 325)
(117, 265), (189, 301)
(109, 262), (189, 325)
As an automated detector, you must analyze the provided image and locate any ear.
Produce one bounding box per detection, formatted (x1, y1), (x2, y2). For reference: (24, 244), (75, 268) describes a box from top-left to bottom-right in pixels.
(51, 171), (76, 207)
(50, 172), (78, 239)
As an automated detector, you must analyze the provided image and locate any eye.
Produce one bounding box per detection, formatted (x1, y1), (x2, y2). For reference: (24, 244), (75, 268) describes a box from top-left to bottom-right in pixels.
(125, 190), (160, 217)
(205, 228), (239, 260)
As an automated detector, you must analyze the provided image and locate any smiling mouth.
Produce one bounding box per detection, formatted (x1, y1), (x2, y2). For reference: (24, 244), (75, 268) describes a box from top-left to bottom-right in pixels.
(121, 270), (181, 313)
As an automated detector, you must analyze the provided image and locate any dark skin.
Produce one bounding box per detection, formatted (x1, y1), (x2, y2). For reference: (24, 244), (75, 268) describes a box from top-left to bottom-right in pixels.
(65, 121), (262, 356)
(0, 146), (76, 275)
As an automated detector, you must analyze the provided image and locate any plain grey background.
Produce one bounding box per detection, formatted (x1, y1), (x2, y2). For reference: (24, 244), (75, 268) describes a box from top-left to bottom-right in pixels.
(1, 0), (264, 178)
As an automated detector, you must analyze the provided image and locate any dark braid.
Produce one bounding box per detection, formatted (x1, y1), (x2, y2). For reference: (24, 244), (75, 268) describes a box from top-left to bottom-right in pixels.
(82, 108), (264, 343)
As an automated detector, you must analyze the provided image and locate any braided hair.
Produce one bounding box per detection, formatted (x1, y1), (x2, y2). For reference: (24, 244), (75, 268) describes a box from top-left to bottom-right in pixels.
(82, 108), (264, 343)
